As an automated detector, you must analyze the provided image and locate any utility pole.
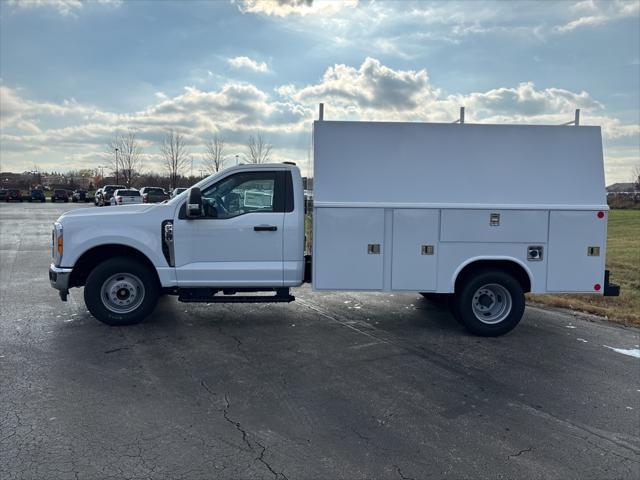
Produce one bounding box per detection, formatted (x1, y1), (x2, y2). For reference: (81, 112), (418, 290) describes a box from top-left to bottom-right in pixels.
(235, 154), (239, 165)
(115, 148), (119, 184)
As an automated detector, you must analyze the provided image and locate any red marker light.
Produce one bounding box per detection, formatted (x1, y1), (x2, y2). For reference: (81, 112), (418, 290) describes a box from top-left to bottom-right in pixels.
(594, 283), (601, 291)
(597, 211), (605, 219)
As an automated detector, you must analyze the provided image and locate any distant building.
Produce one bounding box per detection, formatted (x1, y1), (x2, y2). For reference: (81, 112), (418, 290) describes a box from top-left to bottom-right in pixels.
(42, 174), (66, 187)
(0, 172), (29, 189)
(606, 182), (637, 193)
(67, 176), (91, 189)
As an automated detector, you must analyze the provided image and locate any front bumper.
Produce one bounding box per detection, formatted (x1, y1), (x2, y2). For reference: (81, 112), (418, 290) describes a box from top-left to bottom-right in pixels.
(49, 264), (73, 301)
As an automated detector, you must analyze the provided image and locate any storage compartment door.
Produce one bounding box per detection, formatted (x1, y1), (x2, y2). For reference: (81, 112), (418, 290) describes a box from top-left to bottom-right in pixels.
(313, 208), (384, 290)
(392, 209), (439, 291)
(547, 211), (606, 292)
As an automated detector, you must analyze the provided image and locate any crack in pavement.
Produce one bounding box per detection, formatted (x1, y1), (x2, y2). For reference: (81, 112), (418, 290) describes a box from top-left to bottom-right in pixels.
(103, 336), (169, 354)
(222, 393), (288, 479)
(394, 464), (416, 480)
(508, 447), (533, 458)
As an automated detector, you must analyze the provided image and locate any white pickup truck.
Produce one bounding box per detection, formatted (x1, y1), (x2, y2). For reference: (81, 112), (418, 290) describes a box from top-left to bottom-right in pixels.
(49, 116), (619, 336)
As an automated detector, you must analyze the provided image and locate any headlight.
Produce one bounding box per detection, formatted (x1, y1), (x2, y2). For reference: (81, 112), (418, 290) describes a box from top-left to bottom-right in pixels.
(52, 222), (63, 265)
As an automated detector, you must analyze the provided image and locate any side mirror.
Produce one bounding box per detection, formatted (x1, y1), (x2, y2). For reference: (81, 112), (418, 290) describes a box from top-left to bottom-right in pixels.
(185, 187), (203, 218)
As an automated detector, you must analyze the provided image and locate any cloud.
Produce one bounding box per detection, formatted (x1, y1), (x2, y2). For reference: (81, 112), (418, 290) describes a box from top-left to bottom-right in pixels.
(1, 58), (637, 180)
(278, 58), (638, 141)
(237, 0), (358, 17)
(280, 57), (439, 114)
(0, 81), (312, 171)
(227, 56), (269, 73)
(277, 0), (638, 59)
(556, 0), (640, 33)
(6, 0), (121, 17)
(0, 85), (96, 128)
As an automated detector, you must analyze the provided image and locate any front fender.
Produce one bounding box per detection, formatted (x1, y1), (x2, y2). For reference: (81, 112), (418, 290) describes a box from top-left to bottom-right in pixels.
(61, 229), (167, 268)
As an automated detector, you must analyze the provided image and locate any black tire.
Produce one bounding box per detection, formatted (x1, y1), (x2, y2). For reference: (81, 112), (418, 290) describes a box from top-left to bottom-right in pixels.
(84, 257), (159, 326)
(64, 199), (68, 202)
(41, 199), (45, 203)
(51, 198), (55, 203)
(454, 269), (525, 337)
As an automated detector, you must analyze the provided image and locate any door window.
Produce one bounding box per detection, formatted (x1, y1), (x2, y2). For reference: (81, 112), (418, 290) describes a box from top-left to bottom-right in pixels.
(201, 172), (276, 219)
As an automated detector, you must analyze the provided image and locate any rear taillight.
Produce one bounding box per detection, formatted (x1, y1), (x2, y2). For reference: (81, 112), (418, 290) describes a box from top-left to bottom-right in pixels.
(117, 196), (122, 203)
(143, 194), (148, 203)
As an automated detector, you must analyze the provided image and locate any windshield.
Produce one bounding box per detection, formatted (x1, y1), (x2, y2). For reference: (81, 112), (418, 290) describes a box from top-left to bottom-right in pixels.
(165, 170), (226, 205)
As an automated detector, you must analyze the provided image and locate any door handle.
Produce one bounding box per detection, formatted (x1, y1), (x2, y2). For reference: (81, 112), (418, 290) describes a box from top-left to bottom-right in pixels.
(254, 225), (278, 231)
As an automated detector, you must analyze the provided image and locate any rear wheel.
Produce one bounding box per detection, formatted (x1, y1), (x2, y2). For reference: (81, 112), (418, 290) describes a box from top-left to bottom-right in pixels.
(84, 257), (159, 326)
(454, 270), (525, 336)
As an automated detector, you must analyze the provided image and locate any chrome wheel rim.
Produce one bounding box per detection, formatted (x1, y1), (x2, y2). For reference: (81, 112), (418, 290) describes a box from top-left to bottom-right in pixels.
(100, 273), (145, 314)
(471, 283), (512, 324)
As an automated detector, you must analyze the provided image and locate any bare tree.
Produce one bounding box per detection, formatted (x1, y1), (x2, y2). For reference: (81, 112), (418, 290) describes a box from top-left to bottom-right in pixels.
(632, 163), (640, 190)
(117, 132), (143, 187)
(160, 130), (191, 189)
(107, 132), (143, 186)
(204, 135), (226, 173)
(245, 132), (272, 164)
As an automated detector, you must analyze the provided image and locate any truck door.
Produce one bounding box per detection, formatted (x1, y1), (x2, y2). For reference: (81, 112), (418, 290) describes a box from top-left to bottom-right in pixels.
(172, 171), (285, 287)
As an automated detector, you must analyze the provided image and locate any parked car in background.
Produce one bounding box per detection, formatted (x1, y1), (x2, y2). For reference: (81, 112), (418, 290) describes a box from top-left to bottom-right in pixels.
(3, 189), (23, 202)
(72, 189), (88, 203)
(171, 187), (187, 198)
(96, 185), (126, 206)
(28, 189), (46, 203)
(110, 189), (142, 206)
(140, 187), (169, 203)
(0, 189), (6, 200)
(51, 189), (69, 203)
(94, 189), (103, 206)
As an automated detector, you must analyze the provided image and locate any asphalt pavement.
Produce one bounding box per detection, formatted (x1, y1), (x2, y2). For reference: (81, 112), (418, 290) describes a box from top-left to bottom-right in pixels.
(1, 202), (639, 480)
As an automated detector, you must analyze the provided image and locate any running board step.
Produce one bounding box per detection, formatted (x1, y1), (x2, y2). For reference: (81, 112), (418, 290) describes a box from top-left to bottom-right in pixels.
(178, 288), (295, 304)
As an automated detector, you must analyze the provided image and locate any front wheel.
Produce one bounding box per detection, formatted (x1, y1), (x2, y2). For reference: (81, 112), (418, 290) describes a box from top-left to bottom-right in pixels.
(453, 270), (525, 336)
(84, 257), (159, 326)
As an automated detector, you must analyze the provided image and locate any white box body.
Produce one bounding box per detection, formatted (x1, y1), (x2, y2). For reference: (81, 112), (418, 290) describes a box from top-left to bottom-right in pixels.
(312, 120), (608, 294)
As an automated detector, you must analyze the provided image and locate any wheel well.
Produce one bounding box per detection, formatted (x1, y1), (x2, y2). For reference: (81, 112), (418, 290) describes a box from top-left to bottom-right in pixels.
(454, 260), (531, 293)
(69, 244), (159, 288)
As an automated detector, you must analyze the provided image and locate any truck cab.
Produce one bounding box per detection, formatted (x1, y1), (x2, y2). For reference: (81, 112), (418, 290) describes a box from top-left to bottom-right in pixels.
(50, 163), (305, 325)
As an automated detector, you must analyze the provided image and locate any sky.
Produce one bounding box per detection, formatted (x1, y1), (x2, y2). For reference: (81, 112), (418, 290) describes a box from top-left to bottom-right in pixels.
(0, 0), (639, 183)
